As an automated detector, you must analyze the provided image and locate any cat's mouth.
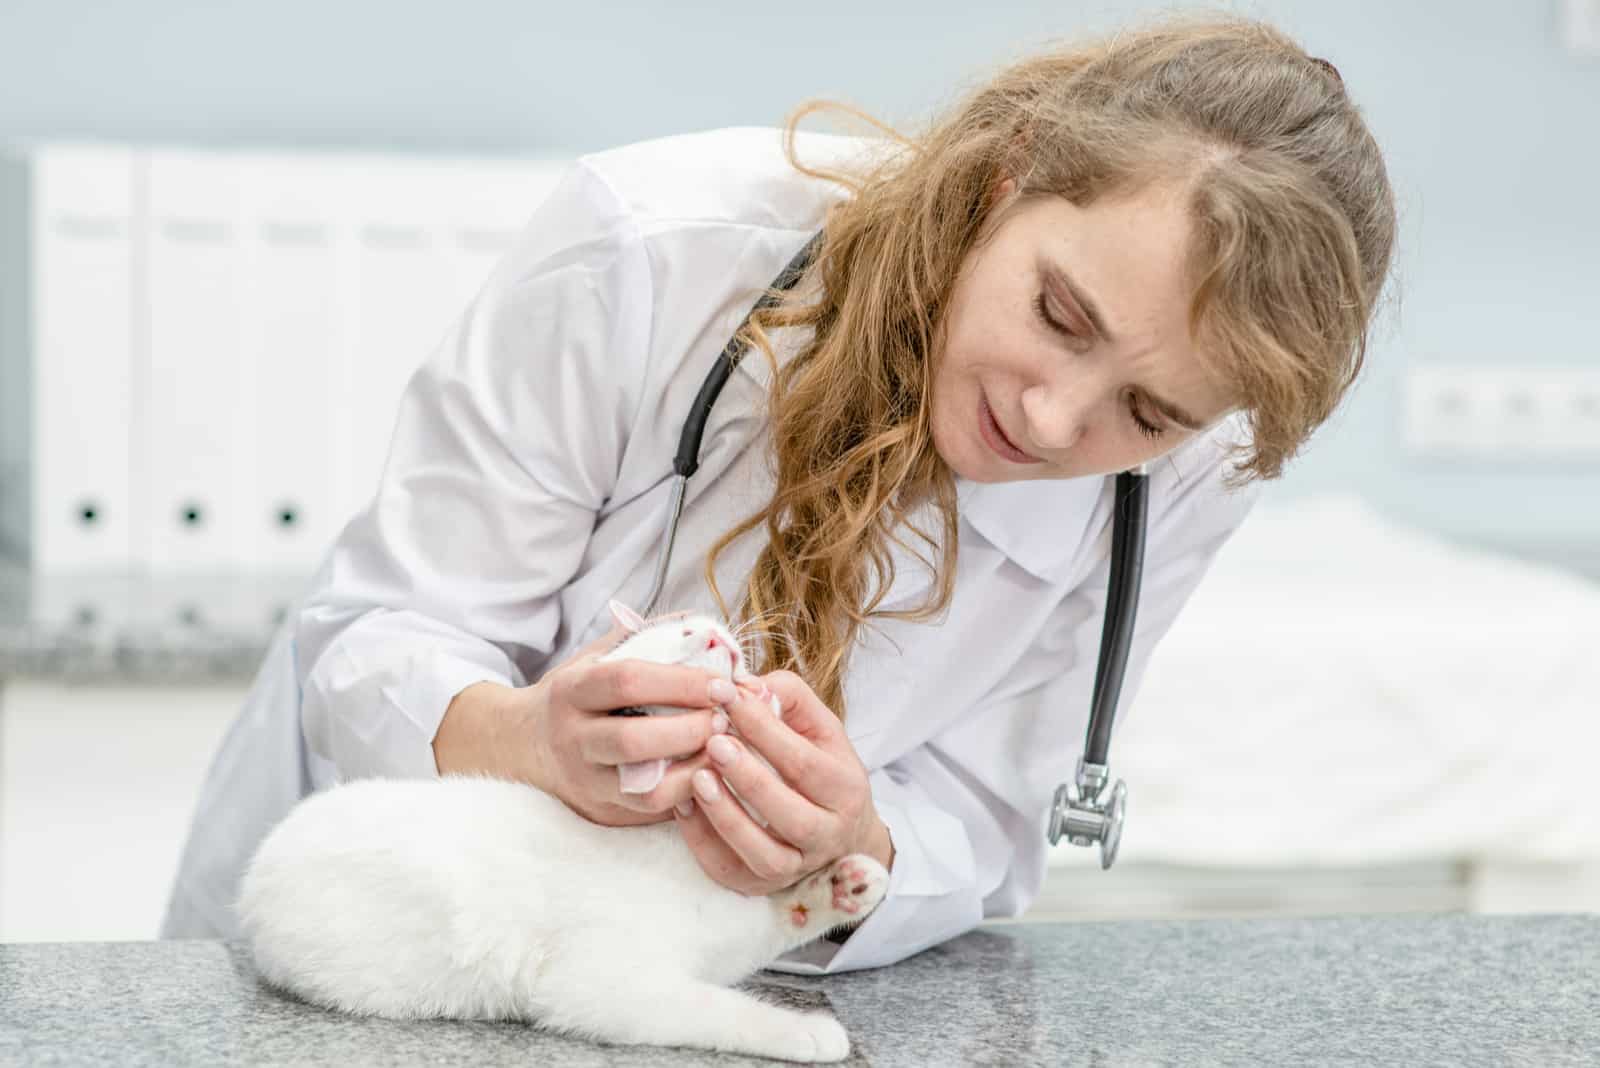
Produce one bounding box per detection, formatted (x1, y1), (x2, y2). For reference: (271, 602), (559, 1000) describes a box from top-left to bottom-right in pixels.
(704, 636), (739, 675)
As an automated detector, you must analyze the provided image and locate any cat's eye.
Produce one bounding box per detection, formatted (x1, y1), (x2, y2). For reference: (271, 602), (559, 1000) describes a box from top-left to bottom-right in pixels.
(682, 628), (693, 637)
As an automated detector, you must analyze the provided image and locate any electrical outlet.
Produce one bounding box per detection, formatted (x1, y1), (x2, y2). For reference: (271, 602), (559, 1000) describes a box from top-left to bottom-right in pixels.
(1405, 365), (1600, 459)
(1562, 0), (1600, 56)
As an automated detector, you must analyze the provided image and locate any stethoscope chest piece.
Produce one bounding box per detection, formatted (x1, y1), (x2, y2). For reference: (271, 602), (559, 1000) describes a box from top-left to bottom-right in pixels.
(1048, 758), (1128, 870)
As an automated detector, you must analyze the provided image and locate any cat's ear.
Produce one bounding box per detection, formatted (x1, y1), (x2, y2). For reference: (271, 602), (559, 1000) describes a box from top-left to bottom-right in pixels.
(608, 599), (647, 634)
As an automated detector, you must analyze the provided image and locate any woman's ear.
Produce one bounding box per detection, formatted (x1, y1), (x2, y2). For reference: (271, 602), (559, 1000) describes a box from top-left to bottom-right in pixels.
(608, 599), (647, 634)
(989, 175), (1017, 207)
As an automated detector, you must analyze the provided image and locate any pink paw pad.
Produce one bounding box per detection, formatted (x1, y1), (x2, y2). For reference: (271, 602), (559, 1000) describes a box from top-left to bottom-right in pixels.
(830, 863), (872, 914)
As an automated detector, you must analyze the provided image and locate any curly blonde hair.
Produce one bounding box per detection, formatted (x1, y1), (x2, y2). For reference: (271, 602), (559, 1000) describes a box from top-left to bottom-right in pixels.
(704, 12), (1398, 721)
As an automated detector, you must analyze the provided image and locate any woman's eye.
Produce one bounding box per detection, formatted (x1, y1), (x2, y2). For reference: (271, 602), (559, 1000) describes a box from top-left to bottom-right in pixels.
(1033, 292), (1076, 337)
(1037, 289), (1164, 441)
(1129, 395), (1165, 441)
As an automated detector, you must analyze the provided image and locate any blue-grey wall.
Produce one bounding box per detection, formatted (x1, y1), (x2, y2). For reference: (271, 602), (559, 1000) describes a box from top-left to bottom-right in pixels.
(2, 0), (1596, 559)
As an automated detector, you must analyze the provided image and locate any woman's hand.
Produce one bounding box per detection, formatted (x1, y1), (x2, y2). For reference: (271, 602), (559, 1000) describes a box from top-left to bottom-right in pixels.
(673, 669), (895, 896)
(434, 619), (737, 828)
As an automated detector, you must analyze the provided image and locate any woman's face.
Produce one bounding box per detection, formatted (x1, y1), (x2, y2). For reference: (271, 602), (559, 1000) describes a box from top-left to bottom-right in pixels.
(929, 179), (1236, 483)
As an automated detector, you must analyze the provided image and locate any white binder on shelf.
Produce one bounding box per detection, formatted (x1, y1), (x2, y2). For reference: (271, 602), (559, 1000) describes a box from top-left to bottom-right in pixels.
(237, 152), (343, 575)
(26, 145), (138, 575)
(332, 155), (460, 528)
(2, 144), (576, 595)
(139, 149), (250, 574)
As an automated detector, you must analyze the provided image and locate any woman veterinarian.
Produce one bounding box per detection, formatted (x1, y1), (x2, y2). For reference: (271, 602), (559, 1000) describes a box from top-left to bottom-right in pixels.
(164, 13), (1397, 974)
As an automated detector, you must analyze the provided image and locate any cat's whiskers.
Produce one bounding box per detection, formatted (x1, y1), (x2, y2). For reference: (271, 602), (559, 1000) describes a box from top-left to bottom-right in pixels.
(734, 624), (804, 673)
(727, 609), (794, 668)
(729, 608), (787, 641)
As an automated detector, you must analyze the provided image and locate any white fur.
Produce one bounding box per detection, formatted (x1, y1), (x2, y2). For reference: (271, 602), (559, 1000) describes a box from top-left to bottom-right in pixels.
(238, 606), (887, 1063)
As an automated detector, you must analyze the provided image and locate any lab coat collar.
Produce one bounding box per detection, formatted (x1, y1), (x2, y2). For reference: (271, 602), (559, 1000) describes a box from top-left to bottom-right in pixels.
(957, 476), (1112, 584)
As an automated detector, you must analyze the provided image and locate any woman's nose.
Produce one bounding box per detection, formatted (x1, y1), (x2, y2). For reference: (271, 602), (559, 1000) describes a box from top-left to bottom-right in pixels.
(1020, 382), (1088, 453)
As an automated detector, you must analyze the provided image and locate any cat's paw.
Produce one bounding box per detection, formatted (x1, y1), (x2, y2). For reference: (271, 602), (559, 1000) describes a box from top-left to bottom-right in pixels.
(780, 854), (889, 940)
(800, 1010), (851, 1061)
(771, 1010), (851, 1061)
(826, 854), (888, 917)
(789, 853), (888, 927)
(753, 1012), (850, 1063)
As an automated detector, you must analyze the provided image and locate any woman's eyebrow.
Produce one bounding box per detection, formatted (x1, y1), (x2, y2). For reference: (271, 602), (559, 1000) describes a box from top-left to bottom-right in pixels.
(1044, 259), (1206, 431)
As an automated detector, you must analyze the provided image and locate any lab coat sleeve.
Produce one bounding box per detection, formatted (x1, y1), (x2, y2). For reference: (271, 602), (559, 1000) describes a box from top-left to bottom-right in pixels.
(294, 159), (654, 782)
(767, 423), (1264, 974)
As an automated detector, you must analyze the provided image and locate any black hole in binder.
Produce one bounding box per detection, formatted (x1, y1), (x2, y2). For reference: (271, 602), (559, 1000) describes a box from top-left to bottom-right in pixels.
(277, 505), (298, 527)
(181, 503), (205, 527)
(178, 604), (202, 627)
(75, 604), (97, 627)
(78, 501), (99, 525)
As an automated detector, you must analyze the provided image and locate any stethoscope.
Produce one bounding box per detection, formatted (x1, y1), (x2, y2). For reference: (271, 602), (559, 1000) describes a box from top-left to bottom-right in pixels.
(634, 232), (1148, 871)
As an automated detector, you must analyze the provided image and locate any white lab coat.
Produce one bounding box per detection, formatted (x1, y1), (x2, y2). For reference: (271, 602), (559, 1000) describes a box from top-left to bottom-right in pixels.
(163, 126), (1262, 973)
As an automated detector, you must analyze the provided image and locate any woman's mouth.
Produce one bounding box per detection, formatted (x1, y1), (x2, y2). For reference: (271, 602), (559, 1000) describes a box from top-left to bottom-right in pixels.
(979, 395), (1044, 464)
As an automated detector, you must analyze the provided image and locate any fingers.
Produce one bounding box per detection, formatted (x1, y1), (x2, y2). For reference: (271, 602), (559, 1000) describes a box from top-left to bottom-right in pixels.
(580, 708), (726, 766)
(617, 758), (667, 795)
(562, 657), (732, 716)
(674, 801), (770, 896)
(602, 749), (715, 815)
(721, 679), (851, 803)
(680, 770), (804, 888)
(578, 797), (672, 828)
(761, 670), (846, 746)
(700, 731), (829, 853)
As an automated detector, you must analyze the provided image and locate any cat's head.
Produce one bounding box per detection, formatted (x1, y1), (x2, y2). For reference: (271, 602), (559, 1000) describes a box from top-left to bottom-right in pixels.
(602, 599), (744, 680)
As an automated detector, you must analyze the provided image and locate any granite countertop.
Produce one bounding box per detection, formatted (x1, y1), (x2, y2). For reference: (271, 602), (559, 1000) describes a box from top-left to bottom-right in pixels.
(2, 914), (1596, 1066)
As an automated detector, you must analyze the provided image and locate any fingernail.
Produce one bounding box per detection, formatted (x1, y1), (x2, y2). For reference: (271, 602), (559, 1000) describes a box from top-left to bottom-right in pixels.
(711, 711), (729, 734)
(693, 769), (721, 802)
(707, 735), (737, 766)
(675, 801), (693, 818)
(708, 678), (736, 703)
(734, 668), (758, 683)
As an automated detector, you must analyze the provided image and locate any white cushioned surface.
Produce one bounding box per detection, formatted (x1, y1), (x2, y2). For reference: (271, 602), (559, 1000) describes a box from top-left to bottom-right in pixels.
(1055, 492), (1600, 869)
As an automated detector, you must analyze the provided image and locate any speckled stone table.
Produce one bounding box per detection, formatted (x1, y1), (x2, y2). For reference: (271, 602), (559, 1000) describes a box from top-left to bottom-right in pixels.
(2, 914), (1596, 1066)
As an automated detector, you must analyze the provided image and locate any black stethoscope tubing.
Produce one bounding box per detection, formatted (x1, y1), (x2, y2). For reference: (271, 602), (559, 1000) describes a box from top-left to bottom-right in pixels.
(647, 231), (1146, 866)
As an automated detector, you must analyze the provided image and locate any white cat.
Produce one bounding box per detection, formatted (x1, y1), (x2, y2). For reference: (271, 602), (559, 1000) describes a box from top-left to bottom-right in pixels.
(237, 601), (889, 1063)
